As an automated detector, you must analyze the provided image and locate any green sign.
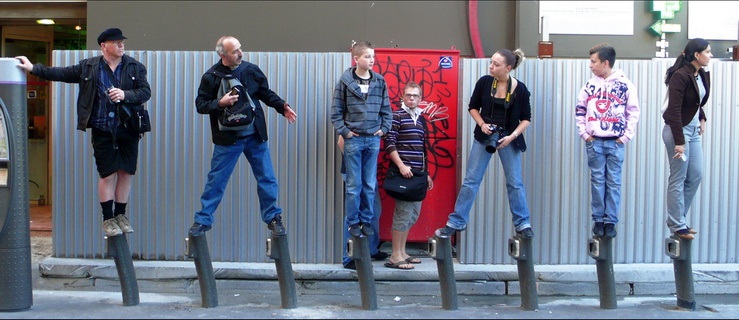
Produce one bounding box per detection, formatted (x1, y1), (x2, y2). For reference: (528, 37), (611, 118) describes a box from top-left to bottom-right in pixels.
(650, 1), (682, 36)
(652, 1), (681, 20)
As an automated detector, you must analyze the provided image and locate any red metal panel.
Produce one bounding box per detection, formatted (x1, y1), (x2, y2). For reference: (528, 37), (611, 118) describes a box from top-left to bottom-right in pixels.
(372, 48), (460, 242)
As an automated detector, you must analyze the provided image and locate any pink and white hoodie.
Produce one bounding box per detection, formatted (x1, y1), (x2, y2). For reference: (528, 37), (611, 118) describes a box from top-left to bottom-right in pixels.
(575, 69), (640, 143)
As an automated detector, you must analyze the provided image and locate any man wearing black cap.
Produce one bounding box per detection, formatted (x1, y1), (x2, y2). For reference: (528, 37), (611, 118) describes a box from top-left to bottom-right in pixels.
(16, 28), (151, 237)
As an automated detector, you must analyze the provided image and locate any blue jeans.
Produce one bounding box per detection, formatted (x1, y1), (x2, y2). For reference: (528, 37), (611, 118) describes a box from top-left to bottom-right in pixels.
(342, 183), (382, 266)
(662, 120), (702, 233)
(446, 134), (531, 232)
(194, 135), (282, 226)
(585, 138), (625, 224)
(342, 135), (381, 226)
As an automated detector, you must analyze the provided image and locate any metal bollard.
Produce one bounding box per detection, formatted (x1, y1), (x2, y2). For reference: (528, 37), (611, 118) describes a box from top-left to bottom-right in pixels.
(265, 233), (297, 309)
(587, 237), (616, 309)
(429, 235), (457, 310)
(508, 235), (538, 311)
(347, 235), (377, 310)
(105, 234), (139, 306)
(187, 234), (218, 308)
(665, 235), (695, 310)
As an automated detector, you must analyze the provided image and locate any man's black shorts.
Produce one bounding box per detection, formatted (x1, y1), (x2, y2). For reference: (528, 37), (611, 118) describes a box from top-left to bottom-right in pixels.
(91, 126), (139, 178)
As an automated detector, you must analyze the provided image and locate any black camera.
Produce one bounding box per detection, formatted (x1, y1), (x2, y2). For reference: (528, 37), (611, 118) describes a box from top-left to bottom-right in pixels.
(484, 124), (507, 154)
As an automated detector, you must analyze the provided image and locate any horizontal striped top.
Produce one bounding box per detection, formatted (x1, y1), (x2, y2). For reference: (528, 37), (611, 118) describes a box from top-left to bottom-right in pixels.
(383, 108), (426, 171)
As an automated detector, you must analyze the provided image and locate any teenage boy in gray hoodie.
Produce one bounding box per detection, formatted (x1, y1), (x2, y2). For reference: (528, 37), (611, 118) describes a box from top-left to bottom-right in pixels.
(331, 40), (392, 240)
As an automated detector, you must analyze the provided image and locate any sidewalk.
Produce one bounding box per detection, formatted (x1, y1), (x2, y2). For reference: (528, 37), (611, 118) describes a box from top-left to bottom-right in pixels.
(36, 256), (739, 297)
(17, 236), (739, 319)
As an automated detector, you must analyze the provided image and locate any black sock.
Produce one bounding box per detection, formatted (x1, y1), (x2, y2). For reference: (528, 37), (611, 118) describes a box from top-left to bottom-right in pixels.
(101, 200), (114, 220)
(114, 202), (127, 216)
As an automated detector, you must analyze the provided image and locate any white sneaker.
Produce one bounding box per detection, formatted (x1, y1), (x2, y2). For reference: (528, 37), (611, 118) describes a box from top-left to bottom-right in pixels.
(103, 219), (123, 237)
(114, 214), (134, 233)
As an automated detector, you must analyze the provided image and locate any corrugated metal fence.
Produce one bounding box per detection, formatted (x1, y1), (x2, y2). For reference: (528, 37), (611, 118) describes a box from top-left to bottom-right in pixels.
(52, 51), (738, 264)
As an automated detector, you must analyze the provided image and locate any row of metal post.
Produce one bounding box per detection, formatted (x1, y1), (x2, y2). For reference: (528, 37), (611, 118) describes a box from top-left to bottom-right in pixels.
(0, 228), (698, 311)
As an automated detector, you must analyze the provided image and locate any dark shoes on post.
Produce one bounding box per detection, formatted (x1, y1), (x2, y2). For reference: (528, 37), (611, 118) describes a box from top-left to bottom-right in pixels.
(268, 215), (286, 236)
(347, 222), (373, 237)
(435, 226), (459, 238)
(603, 223), (617, 238)
(592, 222), (605, 238)
(516, 227), (535, 239)
(189, 222), (212, 237)
(360, 223), (374, 236)
(348, 224), (362, 237)
(675, 228), (695, 240)
(592, 222), (616, 238)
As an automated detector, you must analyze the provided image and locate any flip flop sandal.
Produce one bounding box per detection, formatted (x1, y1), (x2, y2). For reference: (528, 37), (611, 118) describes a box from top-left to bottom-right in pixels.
(405, 256), (422, 264)
(384, 260), (414, 269)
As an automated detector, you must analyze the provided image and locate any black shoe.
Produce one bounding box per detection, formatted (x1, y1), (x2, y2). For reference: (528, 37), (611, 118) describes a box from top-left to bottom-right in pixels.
(371, 251), (389, 261)
(189, 222), (212, 237)
(435, 226), (458, 238)
(516, 227), (534, 239)
(592, 222), (605, 238)
(360, 223), (374, 236)
(348, 223), (361, 237)
(343, 260), (356, 270)
(603, 223), (617, 238)
(268, 215), (285, 235)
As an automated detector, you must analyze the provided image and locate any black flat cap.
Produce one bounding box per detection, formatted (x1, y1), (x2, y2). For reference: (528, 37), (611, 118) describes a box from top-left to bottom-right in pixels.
(97, 28), (127, 45)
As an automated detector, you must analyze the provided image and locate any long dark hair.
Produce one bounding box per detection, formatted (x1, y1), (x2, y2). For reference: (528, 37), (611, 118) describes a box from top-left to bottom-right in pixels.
(664, 38), (709, 85)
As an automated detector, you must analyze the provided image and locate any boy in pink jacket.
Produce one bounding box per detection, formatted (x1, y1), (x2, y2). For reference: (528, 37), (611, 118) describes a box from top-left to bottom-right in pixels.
(575, 43), (640, 238)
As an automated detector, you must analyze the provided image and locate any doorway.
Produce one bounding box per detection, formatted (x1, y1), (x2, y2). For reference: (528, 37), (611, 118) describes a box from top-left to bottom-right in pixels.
(2, 27), (52, 206)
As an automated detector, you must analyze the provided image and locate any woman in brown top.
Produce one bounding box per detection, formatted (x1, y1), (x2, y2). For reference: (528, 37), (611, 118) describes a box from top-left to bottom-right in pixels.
(662, 38), (712, 240)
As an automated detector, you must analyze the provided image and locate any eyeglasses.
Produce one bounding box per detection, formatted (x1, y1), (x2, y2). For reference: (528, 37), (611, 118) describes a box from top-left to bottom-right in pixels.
(107, 40), (125, 46)
(403, 93), (420, 99)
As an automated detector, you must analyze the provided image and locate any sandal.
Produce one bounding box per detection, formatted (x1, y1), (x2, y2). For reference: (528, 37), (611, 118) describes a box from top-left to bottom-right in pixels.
(384, 260), (414, 269)
(405, 256), (421, 264)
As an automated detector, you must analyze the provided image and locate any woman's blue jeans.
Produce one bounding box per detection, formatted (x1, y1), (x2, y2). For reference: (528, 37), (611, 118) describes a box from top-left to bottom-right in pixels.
(446, 134), (531, 232)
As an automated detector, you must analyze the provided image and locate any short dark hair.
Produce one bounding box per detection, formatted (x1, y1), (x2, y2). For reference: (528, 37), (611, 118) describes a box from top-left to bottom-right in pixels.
(589, 43), (616, 68)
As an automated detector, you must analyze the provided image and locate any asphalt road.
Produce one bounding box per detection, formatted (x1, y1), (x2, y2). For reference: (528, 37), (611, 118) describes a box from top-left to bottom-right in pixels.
(2, 289), (737, 319)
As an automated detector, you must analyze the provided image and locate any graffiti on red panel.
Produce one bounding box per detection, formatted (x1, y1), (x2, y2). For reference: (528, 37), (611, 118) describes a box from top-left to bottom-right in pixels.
(373, 54), (458, 184)
(373, 55), (453, 133)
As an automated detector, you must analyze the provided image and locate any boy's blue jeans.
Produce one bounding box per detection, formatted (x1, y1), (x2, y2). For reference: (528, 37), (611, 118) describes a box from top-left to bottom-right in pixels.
(585, 138), (625, 224)
(342, 135), (381, 227)
(446, 134), (532, 232)
(194, 135), (282, 227)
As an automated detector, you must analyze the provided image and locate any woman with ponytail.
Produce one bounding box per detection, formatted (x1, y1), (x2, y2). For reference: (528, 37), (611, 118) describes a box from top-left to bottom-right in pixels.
(436, 49), (535, 239)
(662, 38), (712, 240)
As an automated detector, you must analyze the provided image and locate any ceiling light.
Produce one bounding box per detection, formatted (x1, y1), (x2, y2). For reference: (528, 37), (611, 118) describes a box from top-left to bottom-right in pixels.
(36, 19), (55, 25)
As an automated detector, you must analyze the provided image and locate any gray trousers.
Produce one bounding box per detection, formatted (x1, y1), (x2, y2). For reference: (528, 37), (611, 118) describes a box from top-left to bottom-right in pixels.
(661, 115), (703, 233)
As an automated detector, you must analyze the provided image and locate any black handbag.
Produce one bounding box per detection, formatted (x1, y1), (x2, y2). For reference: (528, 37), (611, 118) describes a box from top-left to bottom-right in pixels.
(120, 104), (151, 135)
(382, 165), (429, 202)
(382, 120), (429, 202)
(218, 79), (256, 131)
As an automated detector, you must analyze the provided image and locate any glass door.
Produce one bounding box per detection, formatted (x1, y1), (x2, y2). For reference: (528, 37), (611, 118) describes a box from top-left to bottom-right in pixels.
(3, 37), (50, 205)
